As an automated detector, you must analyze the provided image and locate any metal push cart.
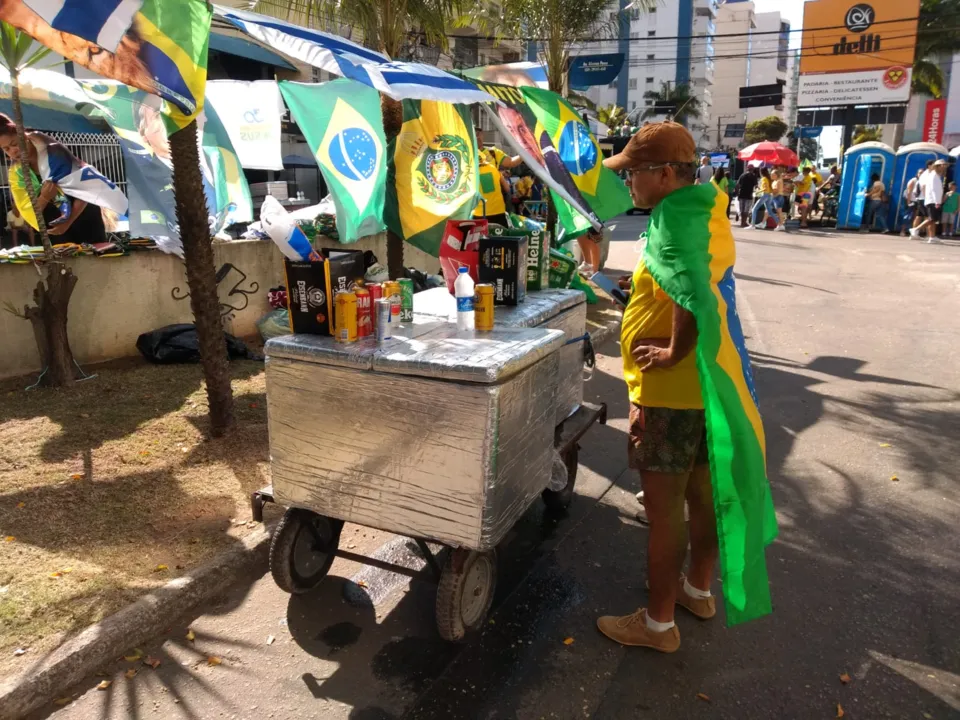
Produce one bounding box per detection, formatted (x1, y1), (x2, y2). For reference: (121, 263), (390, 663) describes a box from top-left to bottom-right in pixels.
(254, 293), (604, 642)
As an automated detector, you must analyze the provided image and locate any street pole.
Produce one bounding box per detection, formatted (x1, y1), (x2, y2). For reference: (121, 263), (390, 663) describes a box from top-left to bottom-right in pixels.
(717, 116), (722, 149)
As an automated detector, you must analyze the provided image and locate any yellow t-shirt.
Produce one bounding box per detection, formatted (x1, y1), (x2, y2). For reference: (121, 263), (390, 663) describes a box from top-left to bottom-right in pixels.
(515, 176), (533, 198)
(474, 147), (507, 217)
(794, 174), (814, 194)
(620, 254), (703, 409)
(759, 176), (772, 194)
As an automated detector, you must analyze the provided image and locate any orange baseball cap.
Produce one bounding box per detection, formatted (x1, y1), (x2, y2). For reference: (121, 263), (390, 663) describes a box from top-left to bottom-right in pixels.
(603, 121), (697, 171)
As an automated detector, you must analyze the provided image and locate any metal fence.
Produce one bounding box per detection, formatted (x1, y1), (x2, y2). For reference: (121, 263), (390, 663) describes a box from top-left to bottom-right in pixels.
(0, 131), (126, 233)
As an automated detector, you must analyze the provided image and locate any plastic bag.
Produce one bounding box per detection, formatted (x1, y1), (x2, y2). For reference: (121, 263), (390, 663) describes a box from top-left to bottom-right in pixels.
(260, 196), (319, 261)
(256, 309), (291, 341)
(136, 324), (258, 364)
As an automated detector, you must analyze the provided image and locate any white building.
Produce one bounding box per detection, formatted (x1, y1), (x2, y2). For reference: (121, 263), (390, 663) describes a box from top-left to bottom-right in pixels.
(580, 0), (717, 149)
(707, 1), (790, 149)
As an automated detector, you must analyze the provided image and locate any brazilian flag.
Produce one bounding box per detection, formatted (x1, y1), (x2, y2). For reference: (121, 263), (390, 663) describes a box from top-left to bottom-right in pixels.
(385, 100), (478, 257)
(521, 87), (633, 225)
(645, 182), (778, 626)
(280, 79), (386, 243)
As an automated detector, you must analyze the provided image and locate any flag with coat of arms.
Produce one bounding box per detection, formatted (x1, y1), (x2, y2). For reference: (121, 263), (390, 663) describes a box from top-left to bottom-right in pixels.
(521, 87), (633, 226)
(385, 100), (479, 257)
(280, 79), (387, 243)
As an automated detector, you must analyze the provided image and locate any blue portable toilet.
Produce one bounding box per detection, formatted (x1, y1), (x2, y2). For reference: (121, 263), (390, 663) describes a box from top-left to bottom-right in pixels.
(888, 141), (949, 231)
(837, 142), (894, 230)
(950, 145), (960, 184)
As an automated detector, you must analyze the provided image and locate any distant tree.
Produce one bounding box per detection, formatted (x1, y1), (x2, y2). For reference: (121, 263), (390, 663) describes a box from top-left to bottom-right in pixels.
(852, 125), (883, 145)
(641, 83), (701, 126)
(597, 104), (627, 128)
(744, 115), (788, 144)
(912, 0), (960, 97)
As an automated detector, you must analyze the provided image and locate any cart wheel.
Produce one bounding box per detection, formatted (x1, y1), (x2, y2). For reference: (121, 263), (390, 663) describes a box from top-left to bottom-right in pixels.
(435, 548), (497, 642)
(270, 508), (343, 595)
(542, 444), (579, 512)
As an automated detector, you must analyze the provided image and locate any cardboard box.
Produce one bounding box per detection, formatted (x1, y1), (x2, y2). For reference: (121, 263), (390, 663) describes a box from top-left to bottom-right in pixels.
(486, 225), (549, 292)
(285, 249), (365, 335)
(479, 235), (527, 306)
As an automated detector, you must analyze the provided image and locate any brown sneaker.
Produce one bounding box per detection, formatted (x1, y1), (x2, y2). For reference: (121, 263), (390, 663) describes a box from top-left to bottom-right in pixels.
(676, 575), (716, 620)
(596, 608), (680, 652)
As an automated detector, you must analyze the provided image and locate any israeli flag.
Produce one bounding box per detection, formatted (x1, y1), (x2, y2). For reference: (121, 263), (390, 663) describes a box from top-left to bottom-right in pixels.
(24, 0), (142, 52)
(213, 5), (497, 105)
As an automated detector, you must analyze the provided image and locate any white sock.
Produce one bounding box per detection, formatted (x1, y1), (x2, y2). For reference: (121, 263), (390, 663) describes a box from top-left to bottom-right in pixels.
(645, 614), (675, 632)
(684, 579), (712, 599)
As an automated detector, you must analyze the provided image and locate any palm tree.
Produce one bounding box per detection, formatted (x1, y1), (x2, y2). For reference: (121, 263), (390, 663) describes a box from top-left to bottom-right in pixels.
(852, 125), (882, 145)
(912, 0), (960, 98)
(254, 0), (464, 277)
(0, 22), (79, 387)
(597, 104), (627, 129)
(641, 82), (701, 126)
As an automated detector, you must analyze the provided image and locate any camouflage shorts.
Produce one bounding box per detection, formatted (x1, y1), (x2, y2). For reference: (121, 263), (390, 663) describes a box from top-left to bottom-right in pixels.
(628, 404), (708, 474)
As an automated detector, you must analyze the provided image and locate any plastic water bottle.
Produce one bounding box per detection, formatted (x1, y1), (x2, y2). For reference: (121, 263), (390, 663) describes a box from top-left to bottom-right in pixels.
(454, 267), (475, 331)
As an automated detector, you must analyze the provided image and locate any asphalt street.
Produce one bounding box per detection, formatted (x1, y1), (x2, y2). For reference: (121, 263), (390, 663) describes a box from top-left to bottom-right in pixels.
(36, 219), (960, 720)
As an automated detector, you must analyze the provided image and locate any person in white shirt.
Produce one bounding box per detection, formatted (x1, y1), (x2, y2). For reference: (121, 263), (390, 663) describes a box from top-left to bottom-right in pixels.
(695, 156), (714, 184)
(910, 159), (947, 243)
(900, 169), (924, 236)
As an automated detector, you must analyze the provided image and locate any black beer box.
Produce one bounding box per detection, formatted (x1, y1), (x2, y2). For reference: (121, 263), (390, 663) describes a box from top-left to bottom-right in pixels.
(478, 235), (527, 306)
(486, 224), (549, 291)
(284, 249), (366, 336)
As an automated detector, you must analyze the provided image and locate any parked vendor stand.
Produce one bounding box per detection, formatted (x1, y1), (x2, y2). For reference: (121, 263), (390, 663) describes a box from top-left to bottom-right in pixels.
(252, 289), (605, 641)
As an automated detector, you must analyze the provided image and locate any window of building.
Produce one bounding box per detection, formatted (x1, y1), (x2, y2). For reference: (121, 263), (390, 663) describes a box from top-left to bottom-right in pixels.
(628, 78), (638, 90)
(649, 5), (656, 11)
(630, 32), (640, 39)
(632, 101), (637, 109)
(646, 76), (654, 83)
(648, 30), (656, 36)
(647, 53), (655, 60)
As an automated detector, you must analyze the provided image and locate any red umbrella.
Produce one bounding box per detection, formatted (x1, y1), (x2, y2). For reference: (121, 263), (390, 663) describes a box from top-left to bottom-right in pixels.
(737, 141), (800, 167)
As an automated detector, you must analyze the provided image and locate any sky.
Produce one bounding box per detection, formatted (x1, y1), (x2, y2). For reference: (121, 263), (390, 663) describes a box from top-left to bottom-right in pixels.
(750, 0), (843, 162)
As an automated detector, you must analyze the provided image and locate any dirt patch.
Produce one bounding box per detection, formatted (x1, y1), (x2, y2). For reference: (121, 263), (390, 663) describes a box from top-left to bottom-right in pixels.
(0, 359), (270, 679)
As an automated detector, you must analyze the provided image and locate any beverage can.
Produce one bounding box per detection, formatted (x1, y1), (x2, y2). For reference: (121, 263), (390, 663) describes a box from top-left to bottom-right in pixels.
(398, 278), (414, 322)
(475, 284), (495, 331)
(334, 291), (358, 343)
(375, 298), (392, 342)
(367, 283), (383, 330)
(383, 280), (401, 321)
(355, 287), (372, 338)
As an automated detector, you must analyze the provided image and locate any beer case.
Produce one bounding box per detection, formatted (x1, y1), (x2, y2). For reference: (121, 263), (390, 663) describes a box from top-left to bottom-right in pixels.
(264, 324), (563, 550)
(414, 287), (587, 424)
(285, 249), (365, 336)
(486, 224), (549, 292)
(478, 234), (527, 306)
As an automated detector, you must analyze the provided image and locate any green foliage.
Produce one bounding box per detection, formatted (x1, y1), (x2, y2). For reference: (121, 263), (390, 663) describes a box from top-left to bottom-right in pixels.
(744, 115), (788, 144)
(0, 21), (55, 72)
(641, 82), (701, 125)
(597, 104), (627, 128)
(911, 0), (960, 98)
(852, 125), (882, 145)
(460, 0), (654, 93)
(252, 0), (463, 57)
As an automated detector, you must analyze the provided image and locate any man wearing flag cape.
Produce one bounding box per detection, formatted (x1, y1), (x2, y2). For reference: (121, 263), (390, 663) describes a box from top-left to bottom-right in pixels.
(597, 122), (777, 652)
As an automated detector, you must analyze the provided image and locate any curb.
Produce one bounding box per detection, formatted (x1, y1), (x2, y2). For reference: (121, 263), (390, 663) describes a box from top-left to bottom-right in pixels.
(0, 526), (272, 720)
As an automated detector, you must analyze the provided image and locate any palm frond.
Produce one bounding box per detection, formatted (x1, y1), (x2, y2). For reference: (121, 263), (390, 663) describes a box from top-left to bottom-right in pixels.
(911, 58), (943, 98)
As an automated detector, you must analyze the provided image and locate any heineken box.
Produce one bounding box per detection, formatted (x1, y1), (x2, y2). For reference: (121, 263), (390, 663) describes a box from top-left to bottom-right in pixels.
(284, 249), (366, 336)
(486, 224), (549, 291)
(479, 234), (528, 306)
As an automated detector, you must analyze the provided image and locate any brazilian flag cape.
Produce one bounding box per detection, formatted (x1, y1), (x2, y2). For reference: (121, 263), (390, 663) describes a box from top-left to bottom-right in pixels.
(645, 182), (778, 625)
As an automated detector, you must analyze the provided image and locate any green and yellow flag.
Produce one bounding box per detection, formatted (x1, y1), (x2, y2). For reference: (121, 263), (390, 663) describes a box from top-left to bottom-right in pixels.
(385, 100), (478, 257)
(520, 87), (633, 224)
(644, 182), (778, 626)
(280, 79), (386, 243)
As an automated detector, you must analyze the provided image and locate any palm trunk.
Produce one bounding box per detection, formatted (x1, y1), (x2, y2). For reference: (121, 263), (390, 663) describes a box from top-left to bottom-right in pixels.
(12, 67), (76, 387)
(381, 93), (405, 278)
(168, 120), (235, 437)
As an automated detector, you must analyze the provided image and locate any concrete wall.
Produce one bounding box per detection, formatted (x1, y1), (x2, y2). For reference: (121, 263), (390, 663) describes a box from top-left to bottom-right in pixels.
(0, 236), (440, 380)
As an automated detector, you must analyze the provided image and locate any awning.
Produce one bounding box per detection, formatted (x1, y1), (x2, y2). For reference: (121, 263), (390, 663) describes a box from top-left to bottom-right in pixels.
(0, 99), (104, 134)
(209, 33), (297, 71)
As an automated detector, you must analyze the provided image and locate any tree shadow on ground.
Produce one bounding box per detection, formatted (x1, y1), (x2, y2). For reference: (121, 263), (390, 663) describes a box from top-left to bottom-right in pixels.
(0, 359), (264, 465)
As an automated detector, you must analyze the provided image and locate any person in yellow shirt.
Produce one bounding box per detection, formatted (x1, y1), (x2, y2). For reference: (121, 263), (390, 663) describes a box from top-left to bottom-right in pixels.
(474, 126), (522, 226)
(595, 121), (721, 654)
(793, 166), (819, 228)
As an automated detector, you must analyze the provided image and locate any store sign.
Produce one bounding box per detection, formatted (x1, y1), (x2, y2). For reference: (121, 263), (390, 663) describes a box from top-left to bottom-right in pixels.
(923, 99), (947, 145)
(797, 126), (824, 138)
(798, 66), (911, 107)
(799, 0), (919, 75)
(568, 54), (624, 90)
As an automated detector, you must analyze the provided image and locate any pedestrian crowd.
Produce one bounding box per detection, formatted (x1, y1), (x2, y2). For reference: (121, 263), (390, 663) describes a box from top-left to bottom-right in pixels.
(904, 159), (955, 243)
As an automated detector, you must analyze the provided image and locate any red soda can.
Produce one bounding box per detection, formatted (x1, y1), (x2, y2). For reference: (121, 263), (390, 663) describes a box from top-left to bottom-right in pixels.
(367, 283), (383, 330)
(355, 287), (372, 338)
